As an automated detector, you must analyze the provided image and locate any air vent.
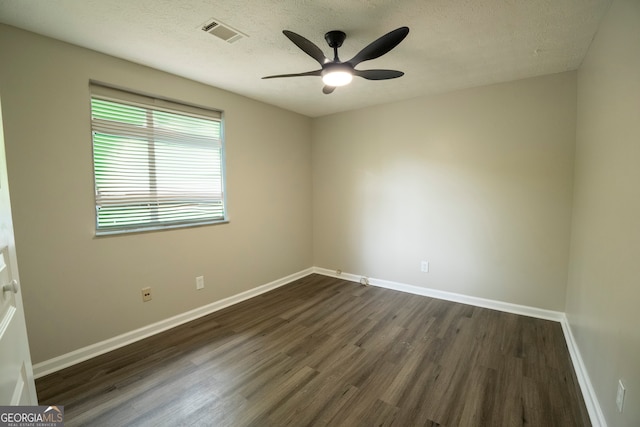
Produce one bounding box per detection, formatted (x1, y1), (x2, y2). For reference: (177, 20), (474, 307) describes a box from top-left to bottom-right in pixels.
(201, 18), (246, 43)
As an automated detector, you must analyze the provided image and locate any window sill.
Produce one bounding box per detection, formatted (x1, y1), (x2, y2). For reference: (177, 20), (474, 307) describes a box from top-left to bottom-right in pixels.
(94, 219), (229, 237)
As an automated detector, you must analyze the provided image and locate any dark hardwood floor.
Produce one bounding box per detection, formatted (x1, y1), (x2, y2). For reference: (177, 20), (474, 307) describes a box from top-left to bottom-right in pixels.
(36, 274), (591, 426)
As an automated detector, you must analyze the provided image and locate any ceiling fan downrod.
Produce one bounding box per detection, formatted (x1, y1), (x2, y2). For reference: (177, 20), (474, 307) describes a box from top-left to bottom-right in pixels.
(324, 30), (346, 62)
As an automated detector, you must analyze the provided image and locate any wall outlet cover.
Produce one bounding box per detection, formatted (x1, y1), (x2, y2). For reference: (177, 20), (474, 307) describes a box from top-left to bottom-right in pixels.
(141, 287), (152, 302)
(421, 260), (429, 273)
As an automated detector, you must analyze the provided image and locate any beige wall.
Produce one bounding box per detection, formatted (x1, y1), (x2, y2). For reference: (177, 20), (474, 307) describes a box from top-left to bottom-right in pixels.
(0, 25), (313, 363)
(312, 72), (576, 311)
(567, 0), (640, 426)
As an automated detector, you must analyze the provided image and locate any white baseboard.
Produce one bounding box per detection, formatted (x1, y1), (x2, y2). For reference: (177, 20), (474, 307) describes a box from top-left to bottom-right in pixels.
(313, 266), (606, 427)
(312, 267), (564, 321)
(560, 315), (608, 427)
(33, 267), (314, 379)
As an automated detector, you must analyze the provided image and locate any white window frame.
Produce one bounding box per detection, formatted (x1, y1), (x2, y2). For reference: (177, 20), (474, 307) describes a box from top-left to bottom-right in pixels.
(89, 83), (227, 235)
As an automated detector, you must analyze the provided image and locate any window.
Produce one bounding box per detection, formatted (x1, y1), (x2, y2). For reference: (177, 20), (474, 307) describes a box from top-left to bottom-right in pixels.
(90, 83), (226, 234)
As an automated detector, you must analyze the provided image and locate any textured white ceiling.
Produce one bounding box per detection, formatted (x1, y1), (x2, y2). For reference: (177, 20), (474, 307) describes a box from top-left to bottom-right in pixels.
(0, 0), (611, 117)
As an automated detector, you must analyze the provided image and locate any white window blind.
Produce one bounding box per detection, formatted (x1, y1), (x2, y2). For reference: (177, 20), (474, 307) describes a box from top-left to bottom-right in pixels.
(90, 83), (226, 234)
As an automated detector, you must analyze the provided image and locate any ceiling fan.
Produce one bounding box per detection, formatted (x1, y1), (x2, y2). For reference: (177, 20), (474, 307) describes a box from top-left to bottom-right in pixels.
(262, 27), (410, 94)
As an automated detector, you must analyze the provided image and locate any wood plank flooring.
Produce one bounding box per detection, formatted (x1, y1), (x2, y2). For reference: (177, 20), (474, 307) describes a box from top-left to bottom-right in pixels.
(36, 274), (591, 426)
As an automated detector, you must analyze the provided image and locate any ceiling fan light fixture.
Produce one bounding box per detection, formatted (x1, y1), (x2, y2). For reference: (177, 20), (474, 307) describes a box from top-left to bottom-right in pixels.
(322, 69), (353, 87)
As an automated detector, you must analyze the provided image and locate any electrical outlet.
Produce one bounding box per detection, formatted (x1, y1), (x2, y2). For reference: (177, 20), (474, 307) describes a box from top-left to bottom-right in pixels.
(616, 379), (626, 412)
(421, 260), (429, 273)
(196, 276), (204, 290)
(141, 287), (152, 302)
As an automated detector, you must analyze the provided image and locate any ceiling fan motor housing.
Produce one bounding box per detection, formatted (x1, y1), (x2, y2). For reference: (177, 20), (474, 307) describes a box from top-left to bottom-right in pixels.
(324, 30), (346, 48)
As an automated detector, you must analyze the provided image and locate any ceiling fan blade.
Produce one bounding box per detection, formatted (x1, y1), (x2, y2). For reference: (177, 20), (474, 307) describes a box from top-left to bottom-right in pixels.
(347, 27), (409, 67)
(353, 69), (405, 80)
(322, 86), (336, 94)
(283, 30), (328, 66)
(262, 70), (322, 79)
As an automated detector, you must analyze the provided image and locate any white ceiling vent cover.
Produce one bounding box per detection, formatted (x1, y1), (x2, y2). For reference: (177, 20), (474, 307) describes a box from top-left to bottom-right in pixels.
(201, 18), (246, 43)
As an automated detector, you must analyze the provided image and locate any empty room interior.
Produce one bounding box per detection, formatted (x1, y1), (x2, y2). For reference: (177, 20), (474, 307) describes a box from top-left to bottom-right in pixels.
(0, 0), (638, 426)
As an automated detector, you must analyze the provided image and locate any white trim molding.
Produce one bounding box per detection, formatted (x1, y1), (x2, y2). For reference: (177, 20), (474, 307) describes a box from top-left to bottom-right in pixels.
(560, 315), (608, 427)
(312, 267), (564, 321)
(313, 266), (606, 427)
(33, 268), (313, 379)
